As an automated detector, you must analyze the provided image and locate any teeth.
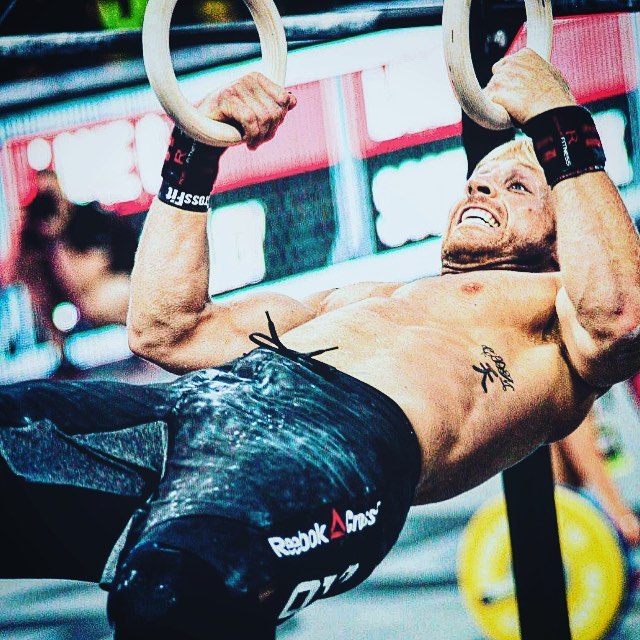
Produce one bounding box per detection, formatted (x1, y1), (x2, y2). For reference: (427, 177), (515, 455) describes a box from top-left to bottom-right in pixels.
(460, 208), (499, 228)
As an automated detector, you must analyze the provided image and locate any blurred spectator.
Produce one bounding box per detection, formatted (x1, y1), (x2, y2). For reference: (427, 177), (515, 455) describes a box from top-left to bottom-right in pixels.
(17, 171), (138, 344)
(551, 408), (640, 547)
(53, 201), (136, 325)
(17, 171), (75, 344)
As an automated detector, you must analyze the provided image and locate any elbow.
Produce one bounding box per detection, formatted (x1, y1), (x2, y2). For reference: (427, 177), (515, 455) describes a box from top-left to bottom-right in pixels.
(127, 326), (188, 374)
(605, 311), (640, 370)
(127, 312), (194, 370)
(582, 299), (640, 345)
(127, 321), (167, 363)
(128, 322), (152, 359)
(585, 312), (640, 387)
(616, 309), (640, 341)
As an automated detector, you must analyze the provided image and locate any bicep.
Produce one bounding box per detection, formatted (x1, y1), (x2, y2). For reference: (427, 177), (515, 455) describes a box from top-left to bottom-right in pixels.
(141, 291), (317, 374)
(556, 286), (640, 387)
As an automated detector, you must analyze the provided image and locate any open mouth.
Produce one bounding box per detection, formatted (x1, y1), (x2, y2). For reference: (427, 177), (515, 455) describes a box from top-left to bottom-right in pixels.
(458, 207), (501, 229)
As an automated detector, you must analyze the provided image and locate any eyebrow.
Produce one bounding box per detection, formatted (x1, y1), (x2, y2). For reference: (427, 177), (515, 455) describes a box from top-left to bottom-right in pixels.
(515, 162), (540, 174)
(506, 170), (530, 180)
(502, 164), (542, 183)
(476, 158), (537, 171)
(472, 160), (542, 181)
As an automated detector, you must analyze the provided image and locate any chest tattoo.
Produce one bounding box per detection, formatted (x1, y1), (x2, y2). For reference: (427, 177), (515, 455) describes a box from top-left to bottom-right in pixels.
(472, 345), (515, 393)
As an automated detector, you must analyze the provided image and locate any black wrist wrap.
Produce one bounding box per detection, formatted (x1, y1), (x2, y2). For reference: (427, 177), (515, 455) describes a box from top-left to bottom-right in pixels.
(521, 106), (606, 187)
(158, 126), (225, 212)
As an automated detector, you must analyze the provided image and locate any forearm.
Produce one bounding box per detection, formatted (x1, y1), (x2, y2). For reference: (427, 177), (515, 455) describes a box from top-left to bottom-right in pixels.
(128, 117), (227, 353)
(126, 74), (300, 369)
(128, 199), (210, 350)
(554, 171), (640, 338)
(486, 51), (640, 382)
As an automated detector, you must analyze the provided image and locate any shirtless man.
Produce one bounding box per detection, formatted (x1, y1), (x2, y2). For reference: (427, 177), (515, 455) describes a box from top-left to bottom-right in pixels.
(1, 49), (639, 639)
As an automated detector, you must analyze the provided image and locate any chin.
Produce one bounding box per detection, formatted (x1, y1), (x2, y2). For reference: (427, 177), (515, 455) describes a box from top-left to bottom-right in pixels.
(442, 227), (557, 273)
(441, 236), (501, 267)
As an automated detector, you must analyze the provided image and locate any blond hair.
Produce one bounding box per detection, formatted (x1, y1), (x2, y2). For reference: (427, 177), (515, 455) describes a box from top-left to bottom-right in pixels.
(476, 137), (541, 173)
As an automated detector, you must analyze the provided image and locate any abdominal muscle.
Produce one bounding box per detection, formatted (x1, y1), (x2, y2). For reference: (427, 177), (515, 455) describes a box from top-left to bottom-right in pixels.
(280, 290), (591, 504)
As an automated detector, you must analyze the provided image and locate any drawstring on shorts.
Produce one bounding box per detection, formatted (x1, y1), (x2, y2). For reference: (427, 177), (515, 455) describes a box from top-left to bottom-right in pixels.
(249, 311), (339, 378)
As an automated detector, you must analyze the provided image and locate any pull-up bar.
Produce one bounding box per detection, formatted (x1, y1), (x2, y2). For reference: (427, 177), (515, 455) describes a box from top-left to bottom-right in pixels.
(1, 0), (640, 60)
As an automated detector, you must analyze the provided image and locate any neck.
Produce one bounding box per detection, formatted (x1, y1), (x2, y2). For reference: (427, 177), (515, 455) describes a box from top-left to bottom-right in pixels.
(441, 255), (559, 275)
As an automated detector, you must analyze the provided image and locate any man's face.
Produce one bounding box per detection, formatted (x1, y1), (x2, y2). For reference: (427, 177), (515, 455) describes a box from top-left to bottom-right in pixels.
(441, 149), (556, 274)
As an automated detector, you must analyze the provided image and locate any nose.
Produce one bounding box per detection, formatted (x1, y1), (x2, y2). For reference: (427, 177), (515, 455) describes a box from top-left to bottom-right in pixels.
(467, 177), (496, 197)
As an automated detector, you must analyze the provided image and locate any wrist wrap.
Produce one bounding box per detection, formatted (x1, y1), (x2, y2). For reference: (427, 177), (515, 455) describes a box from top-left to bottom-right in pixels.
(521, 106), (606, 187)
(158, 126), (225, 212)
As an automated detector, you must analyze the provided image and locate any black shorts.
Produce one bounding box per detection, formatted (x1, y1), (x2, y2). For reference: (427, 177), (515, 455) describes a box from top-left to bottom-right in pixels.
(1, 348), (421, 625)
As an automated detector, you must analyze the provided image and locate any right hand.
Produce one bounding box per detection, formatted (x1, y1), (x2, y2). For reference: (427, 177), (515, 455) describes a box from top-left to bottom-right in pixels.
(198, 72), (297, 150)
(484, 48), (576, 125)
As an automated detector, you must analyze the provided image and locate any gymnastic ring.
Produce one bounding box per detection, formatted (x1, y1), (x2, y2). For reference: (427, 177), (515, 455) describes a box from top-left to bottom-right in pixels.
(442, 0), (553, 130)
(142, 0), (287, 146)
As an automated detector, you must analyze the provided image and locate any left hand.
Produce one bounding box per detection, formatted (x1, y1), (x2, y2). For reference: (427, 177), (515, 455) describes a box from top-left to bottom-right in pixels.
(197, 72), (297, 150)
(484, 48), (576, 125)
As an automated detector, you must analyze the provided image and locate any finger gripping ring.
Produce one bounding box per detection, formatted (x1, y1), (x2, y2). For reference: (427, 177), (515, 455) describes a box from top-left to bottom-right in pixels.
(142, 0), (287, 146)
(443, 0), (553, 130)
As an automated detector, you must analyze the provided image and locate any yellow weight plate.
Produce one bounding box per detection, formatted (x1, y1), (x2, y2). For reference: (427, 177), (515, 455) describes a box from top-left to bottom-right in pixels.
(457, 487), (628, 640)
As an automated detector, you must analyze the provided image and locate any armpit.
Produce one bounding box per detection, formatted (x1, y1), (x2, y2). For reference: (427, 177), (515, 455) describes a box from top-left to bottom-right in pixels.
(302, 288), (339, 315)
(314, 282), (402, 314)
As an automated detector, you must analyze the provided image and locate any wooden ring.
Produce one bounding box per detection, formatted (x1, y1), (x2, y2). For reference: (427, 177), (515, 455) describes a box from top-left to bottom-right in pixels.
(142, 0), (287, 146)
(443, 0), (553, 130)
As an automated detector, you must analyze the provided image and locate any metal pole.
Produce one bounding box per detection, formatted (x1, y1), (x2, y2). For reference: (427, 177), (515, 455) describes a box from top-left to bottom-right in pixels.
(502, 448), (572, 639)
(3, 0), (640, 60)
(460, 0), (572, 636)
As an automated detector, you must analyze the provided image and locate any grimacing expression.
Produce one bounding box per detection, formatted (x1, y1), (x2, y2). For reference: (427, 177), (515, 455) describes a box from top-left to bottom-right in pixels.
(441, 142), (557, 274)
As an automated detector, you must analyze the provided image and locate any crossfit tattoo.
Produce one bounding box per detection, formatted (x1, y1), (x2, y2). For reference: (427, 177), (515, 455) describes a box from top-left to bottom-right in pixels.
(472, 345), (515, 393)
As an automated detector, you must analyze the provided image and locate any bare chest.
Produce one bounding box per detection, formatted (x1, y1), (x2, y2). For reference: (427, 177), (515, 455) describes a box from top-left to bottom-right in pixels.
(319, 271), (559, 338)
(295, 272), (589, 502)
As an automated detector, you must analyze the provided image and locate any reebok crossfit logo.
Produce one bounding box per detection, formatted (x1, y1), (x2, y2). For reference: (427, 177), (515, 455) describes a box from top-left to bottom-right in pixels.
(330, 509), (346, 539)
(268, 522), (329, 558)
(345, 501), (382, 533)
(268, 501), (382, 558)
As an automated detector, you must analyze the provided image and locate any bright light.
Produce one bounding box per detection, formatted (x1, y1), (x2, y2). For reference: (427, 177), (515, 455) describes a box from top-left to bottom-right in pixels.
(53, 120), (142, 204)
(63, 325), (131, 369)
(594, 109), (633, 187)
(0, 343), (62, 384)
(26, 138), (52, 171)
(136, 113), (171, 195)
(372, 148), (467, 247)
(208, 200), (267, 295)
(52, 302), (80, 332)
(362, 57), (461, 142)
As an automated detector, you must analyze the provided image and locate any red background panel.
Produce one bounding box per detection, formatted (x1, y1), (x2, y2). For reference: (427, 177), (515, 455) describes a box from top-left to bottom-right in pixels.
(346, 14), (637, 160)
(512, 14), (637, 103)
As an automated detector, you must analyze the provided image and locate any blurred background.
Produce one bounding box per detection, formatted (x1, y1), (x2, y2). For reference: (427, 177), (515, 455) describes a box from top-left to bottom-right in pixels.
(2, 1), (640, 638)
